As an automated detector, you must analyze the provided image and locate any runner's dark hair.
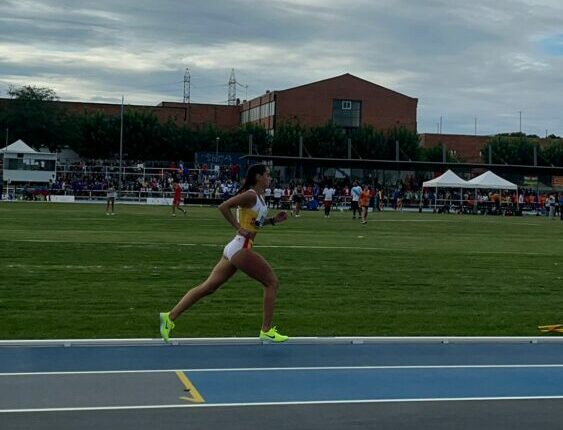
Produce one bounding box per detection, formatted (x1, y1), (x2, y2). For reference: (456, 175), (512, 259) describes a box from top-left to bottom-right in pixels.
(237, 164), (267, 194)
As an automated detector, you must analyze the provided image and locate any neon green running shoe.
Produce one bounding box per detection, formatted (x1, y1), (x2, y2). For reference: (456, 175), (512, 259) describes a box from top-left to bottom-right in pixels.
(159, 312), (175, 343)
(259, 326), (288, 343)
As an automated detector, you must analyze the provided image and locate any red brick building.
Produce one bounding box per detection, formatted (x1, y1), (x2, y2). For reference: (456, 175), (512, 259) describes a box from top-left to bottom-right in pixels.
(0, 98), (241, 130)
(240, 73), (418, 134)
(419, 133), (490, 163)
(0, 74), (417, 134)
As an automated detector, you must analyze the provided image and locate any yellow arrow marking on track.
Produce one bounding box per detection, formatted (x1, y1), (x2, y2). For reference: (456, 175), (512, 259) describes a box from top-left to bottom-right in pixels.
(175, 370), (205, 403)
(538, 324), (563, 333)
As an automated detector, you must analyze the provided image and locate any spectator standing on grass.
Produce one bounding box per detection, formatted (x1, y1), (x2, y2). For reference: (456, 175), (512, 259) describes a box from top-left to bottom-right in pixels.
(548, 194), (556, 220)
(265, 185), (272, 207)
(359, 184), (371, 224)
(273, 185), (282, 209)
(378, 188), (384, 211)
(291, 184), (304, 217)
(350, 181), (361, 219)
(559, 193), (563, 221)
(322, 184), (335, 218)
(172, 181), (187, 217)
(106, 183), (116, 215)
(396, 189), (404, 212)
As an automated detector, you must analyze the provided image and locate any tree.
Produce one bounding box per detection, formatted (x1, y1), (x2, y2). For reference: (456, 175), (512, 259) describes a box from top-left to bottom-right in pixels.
(230, 123), (269, 154)
(73, 111), (120, 159)
(0, 85), (67, 151)
(384, 126), (420, 161)
(349, 125), (385, 159)
(305, 122), (347, 158)
(541, 140), (563, 166)
(481, 135), (535, 165)
(271, 121), (305, 156)
(420, 144), (459, 162)
(121, 110), (163, 160)
(7, 85), (58, 102)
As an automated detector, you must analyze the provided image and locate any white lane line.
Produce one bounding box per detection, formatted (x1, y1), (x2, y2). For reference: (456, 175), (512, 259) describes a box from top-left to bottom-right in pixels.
(2, 364), (563, 377)
(0, 238), (548, 255)
(2, 396), (563, 413)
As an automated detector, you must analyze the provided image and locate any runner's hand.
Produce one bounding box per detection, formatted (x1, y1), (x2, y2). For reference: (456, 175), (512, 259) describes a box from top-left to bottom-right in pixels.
(237, 228), (252, 238)
(275, 211), (289, 223)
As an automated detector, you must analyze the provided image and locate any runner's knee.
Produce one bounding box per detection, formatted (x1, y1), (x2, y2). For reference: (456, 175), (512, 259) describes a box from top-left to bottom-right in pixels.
(201, 279), (221, 296)
(263, 275), (278, 290)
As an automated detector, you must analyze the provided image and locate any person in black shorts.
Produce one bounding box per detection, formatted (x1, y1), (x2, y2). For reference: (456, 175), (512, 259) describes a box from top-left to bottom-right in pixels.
(291, 184), (304, 217)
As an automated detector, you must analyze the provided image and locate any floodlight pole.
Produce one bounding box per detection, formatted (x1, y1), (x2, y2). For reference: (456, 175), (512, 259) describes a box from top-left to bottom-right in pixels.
(119, 96), (124, 197)
(3, 128), (7, 188)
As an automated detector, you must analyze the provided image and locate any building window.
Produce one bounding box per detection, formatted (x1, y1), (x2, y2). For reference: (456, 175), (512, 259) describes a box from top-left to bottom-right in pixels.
(333, 99), (361, 128)
(240, 101), (275, 125)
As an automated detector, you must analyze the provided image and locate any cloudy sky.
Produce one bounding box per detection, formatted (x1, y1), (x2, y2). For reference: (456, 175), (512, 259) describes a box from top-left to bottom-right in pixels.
(1, 0), (562, 136)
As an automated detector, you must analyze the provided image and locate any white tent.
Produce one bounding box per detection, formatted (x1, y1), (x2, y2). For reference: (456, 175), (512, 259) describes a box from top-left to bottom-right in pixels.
(421, 170), (471, 211)
(467, 170), (519, 210)
(466, 170), (517, 190)
(422, 169), (469, 188)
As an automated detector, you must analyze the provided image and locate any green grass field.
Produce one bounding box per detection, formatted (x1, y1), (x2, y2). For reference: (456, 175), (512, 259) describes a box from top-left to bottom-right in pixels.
(0, 202), (561, 339)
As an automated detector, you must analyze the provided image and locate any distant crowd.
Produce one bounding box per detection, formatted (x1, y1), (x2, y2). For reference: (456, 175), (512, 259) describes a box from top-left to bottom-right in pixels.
(10, 160), (562, 218)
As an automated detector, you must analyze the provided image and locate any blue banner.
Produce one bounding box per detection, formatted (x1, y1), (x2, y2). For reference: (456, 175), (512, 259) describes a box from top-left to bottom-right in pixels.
(195, 152), (246, 167)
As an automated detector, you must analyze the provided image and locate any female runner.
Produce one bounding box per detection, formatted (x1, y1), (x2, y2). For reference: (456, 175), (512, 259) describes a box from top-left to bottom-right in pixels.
(160, 164), (289, 342)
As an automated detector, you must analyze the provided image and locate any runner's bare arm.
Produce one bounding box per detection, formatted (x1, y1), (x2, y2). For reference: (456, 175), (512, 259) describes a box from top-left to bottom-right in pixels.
(218, 191), (257, 234)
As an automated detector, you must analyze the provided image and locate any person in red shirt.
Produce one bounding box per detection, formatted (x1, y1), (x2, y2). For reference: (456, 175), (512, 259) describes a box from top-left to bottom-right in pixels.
(359, 184), (371, 224)
(172, 181), (186, 216)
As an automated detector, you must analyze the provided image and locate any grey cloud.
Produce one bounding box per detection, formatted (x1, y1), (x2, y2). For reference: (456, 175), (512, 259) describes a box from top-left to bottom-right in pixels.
(0, 0), (562, 136)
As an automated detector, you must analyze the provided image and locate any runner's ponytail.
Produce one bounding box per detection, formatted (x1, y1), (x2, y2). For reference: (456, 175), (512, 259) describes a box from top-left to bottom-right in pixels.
(237, 164), (267, 195)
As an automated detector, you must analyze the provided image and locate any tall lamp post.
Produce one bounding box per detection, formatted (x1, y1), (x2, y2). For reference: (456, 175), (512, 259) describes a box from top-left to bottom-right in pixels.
(119, 96), (124, 197)
(215, 137), (220, 156)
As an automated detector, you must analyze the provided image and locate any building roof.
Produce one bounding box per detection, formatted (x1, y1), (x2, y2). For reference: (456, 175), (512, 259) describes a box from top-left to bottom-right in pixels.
(1, 139), (37, 153)
(277, 73), (417, 101)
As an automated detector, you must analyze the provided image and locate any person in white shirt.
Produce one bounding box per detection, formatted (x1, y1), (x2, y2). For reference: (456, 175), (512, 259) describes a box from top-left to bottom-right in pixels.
(273, 186), (283, 209)
(322, 185), (335, 217)
(350, 181), (362, 219)
(106, 184), (117, 215)
(265, 186), (272, 207)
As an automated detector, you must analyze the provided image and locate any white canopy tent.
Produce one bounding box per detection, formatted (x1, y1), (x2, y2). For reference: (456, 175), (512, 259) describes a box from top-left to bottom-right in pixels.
(422, 169), (469, 188)
(421, 169), (471, 211)
(467, 171), (519, 210)
(466, 170), (517, 190)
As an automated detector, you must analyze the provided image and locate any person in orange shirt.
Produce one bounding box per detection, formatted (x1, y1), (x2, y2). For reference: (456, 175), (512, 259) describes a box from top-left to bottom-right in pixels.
(359, 184), (371, 224)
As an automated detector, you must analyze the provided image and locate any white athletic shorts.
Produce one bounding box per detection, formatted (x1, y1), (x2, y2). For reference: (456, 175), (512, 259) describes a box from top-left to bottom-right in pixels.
(223, 234), (253, 261)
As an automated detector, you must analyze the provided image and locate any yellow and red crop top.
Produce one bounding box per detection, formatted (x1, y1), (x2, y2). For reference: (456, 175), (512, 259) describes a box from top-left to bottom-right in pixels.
(237, 189), (269, 233)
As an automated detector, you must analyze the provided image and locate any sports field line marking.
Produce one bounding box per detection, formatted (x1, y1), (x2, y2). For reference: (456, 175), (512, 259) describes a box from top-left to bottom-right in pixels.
(0, 238), (546, 255)
(175, 370), (205, 403)
(2, 395), (563, 413)
(3, 364), (563, 377)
